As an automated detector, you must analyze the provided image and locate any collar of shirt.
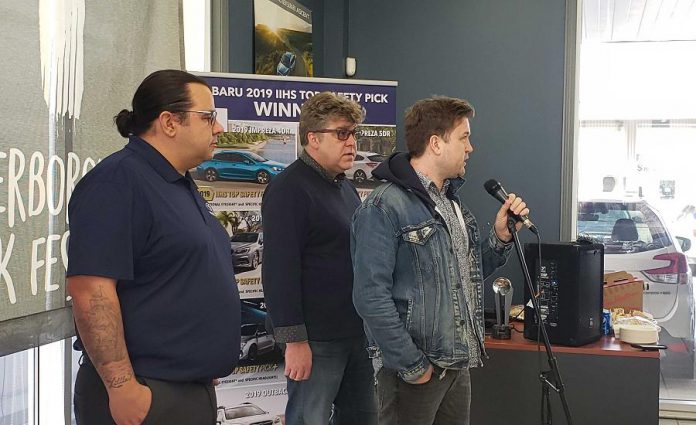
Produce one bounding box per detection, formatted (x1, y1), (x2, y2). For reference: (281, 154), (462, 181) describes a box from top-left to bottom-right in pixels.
(125, 136), (192, 183)
(299, 149), (346, 184)
(415, 170), (450, 196)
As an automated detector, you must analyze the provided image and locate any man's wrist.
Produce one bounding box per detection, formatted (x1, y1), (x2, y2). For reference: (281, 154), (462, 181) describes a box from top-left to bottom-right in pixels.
(398, 353), (430, 383)
(105, 375), (139, 394)
(273, 324), (308, 343)
(495, 231), (511, 244)
(490, 227), (513, 249)
(98, 362), (137, 393)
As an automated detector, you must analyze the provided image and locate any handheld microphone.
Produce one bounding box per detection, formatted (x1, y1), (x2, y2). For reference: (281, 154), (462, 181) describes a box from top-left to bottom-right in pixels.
(484, 179), (538, 234)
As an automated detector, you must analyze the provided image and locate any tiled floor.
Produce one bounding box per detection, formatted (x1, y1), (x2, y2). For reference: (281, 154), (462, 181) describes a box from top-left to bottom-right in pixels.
(660, 338), (696, 400)
(659, 375), (696, 423)
(661, 374), (696, 400)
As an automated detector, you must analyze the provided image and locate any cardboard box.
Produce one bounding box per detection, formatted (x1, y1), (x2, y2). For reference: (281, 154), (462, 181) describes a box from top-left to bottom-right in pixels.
(603, 271), (644, 312)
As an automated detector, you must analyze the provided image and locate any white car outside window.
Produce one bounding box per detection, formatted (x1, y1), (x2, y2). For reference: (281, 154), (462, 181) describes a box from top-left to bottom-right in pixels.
(577, 199), (694, 339)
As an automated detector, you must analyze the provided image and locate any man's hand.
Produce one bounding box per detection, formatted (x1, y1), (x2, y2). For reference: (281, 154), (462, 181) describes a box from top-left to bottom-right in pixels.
(494, 193), (530, 242)
(408, 364), (434, 385)
(284, 341), (312, 381)
(108, 380), (152, 425)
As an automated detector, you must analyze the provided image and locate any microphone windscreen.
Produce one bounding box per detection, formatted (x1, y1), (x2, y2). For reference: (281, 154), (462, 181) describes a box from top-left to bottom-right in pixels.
(484, 179), (501, 195)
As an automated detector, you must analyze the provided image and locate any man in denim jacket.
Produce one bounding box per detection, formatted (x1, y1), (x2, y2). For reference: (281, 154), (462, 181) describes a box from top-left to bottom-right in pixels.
(351, 96), (530, 425)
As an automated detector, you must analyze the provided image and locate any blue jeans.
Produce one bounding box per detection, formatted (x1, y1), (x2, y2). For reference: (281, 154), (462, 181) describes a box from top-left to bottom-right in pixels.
(285, 336), (378, 425)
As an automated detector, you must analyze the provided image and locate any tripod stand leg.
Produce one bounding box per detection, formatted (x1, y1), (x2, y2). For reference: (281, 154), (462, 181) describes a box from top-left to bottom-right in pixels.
(540, 381), (545, 424)
(541, 375), (551, 425)
(547, 386), (553, 425)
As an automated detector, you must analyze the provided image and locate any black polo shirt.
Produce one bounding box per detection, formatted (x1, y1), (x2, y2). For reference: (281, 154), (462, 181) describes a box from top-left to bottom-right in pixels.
(67, 136), (240, 382)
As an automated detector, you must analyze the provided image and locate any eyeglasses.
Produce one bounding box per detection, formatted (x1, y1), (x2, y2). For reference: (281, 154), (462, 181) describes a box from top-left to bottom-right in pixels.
(310, 128), (358, 141)
(175, 110), (218, 126)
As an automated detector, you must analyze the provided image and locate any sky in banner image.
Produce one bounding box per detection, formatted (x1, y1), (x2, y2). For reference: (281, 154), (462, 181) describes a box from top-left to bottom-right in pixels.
(254, 0), (313, 77)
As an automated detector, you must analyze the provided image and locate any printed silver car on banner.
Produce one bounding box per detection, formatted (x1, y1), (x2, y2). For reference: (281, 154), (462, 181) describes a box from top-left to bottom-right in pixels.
(231, 232), (263, 270)
(346, 151), (388, 183)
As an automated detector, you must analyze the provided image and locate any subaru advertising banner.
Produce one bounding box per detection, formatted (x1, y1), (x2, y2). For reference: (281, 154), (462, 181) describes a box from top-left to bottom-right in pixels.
(195, 72), (397, 421)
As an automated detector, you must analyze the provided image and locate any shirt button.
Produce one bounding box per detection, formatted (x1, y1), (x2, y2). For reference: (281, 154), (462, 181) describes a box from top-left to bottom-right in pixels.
(460, 320), (466, 325)
(455, 284), (461, 289)
(449, 248), (454, 254)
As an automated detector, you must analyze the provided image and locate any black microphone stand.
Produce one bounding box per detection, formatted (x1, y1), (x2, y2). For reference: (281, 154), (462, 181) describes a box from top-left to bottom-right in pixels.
(506, 216), (573, 425)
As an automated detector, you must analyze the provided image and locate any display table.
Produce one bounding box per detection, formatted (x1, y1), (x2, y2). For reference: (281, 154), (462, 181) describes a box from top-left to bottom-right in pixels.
(470, 323), (660, 425)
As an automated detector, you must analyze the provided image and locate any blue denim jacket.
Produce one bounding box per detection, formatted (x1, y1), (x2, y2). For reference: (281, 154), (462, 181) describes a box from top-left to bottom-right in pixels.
(351, 177), (511, 382)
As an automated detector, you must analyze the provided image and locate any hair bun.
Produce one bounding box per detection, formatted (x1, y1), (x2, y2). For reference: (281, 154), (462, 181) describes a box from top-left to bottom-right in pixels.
(114, 109), (134, 138)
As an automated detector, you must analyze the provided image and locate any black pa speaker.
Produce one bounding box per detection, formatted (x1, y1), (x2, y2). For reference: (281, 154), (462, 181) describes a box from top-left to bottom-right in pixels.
(523, 242), (604, 346)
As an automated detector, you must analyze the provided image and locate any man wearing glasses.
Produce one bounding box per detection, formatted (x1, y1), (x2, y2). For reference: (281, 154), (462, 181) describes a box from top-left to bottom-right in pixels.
(67, 70), (240, 425)
(262, 92), (378, 424)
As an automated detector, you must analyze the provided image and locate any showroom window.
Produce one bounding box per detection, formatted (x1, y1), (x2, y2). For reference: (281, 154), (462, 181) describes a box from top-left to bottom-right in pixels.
(575, 0), (696, 412)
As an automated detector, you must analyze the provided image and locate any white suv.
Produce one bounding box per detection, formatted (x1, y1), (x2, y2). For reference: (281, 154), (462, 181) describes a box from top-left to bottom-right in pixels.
(577, 199), (694, 339)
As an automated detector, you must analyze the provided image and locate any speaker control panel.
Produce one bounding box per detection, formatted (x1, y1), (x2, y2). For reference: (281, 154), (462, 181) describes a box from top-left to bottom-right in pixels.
(537, 259), (559, 327)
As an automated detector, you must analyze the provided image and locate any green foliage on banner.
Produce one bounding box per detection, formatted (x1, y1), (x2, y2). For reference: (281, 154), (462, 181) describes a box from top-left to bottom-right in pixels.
(217, 132), (269, 148)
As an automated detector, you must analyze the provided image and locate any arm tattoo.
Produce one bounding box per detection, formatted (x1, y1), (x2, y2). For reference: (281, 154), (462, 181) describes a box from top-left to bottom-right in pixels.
(104, 363), (134, 389)
(74, 283), (134, 389)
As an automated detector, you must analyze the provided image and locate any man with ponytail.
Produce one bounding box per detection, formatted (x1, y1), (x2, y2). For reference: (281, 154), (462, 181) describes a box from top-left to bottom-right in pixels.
(67, 70), (241, 425)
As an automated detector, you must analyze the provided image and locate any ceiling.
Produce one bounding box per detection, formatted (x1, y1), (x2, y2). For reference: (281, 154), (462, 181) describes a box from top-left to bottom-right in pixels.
(583, 0), (696, 42)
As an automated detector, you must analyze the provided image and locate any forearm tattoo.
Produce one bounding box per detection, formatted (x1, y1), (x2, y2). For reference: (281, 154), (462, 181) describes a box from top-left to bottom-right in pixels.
(75, 284), (134, 389)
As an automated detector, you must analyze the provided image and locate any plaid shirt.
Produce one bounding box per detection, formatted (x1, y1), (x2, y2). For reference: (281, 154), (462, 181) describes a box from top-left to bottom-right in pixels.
(415, 171), (481, 368)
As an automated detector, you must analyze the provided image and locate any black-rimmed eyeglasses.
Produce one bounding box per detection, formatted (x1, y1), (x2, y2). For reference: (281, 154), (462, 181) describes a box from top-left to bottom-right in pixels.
(175, 110), (218, 126)
(310, 128), (358, 141)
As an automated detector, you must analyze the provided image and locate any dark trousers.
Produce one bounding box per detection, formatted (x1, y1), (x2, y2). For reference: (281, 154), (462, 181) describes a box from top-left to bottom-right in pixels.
(284, 336), (378, 425)
(376, 365), (471, 425)
(74, 361), (217, 425)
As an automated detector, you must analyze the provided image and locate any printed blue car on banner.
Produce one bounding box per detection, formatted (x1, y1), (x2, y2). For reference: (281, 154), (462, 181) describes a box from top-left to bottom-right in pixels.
(197, 150), (287, 184)
(276, 51), (296, 76)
